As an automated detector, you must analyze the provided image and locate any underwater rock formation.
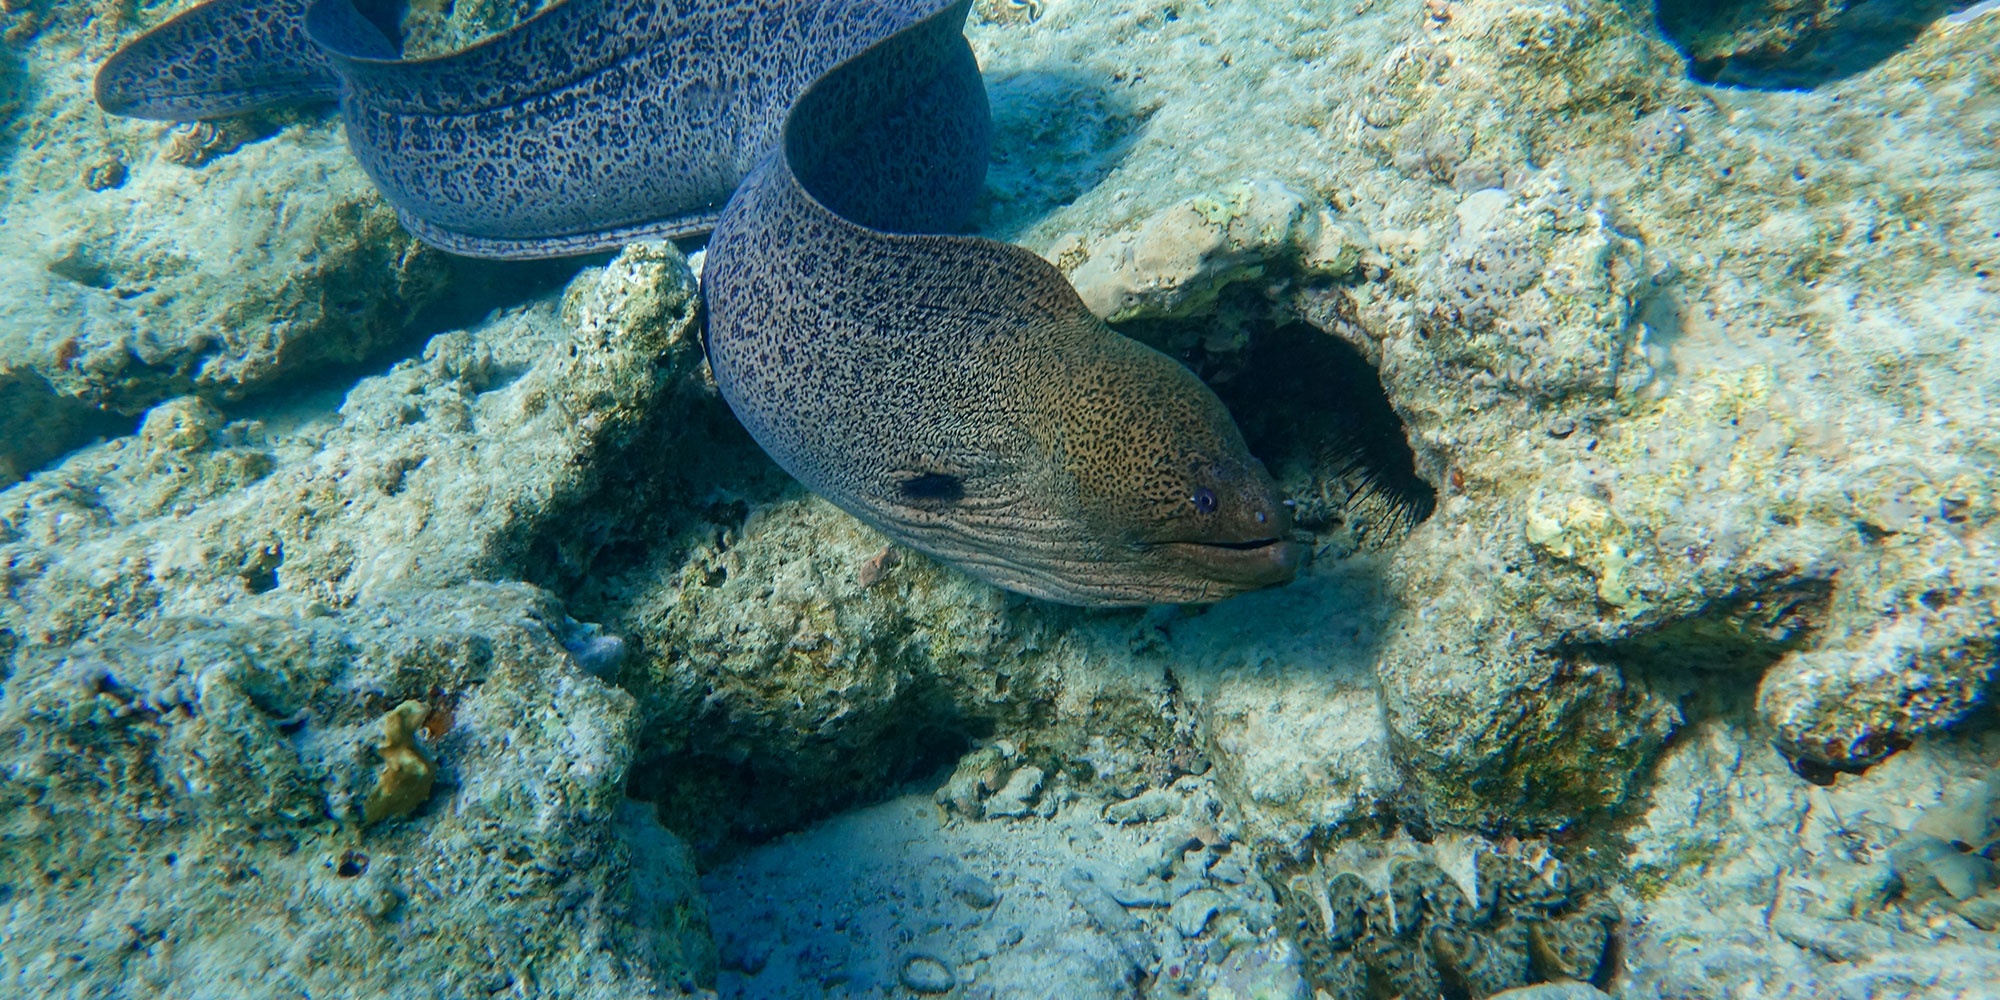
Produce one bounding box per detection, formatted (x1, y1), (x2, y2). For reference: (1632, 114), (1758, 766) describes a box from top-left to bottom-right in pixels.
(0, 584), (713, 998)
(514, 0), (1997, 872)
(0, 0), (488, 490)
(1622, 722), (2000, 998)
(1883, 774), (2000, 930)
(0, 245), (716, 996)
(1654, 0), (1982, 88)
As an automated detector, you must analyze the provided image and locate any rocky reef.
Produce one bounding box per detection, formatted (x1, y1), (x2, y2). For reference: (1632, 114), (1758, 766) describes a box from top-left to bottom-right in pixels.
(2, 0), (1996, 996)
(0, 243), (718, 996)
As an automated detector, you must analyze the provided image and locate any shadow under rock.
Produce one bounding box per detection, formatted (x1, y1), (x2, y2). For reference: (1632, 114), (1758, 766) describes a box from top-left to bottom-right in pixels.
(0, 371), (136, 489)
(1568, 575), (1845, 785)
(0, 39), (26, 172)
(1657, 0), (1985, 90)
(220, 252), (597, 418)
(628, 700), (985, 864)
(973, 68), (1156, 240)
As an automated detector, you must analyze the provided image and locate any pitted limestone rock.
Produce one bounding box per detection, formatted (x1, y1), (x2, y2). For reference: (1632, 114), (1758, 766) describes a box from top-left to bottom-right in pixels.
(0, 584), (711, 998)
(1065, 179), (1368, 324)
(1419, 171), (1659, 401)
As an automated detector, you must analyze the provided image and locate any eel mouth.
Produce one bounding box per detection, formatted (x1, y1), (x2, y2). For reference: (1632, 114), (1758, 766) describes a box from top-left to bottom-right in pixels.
(1195, 537), (1286, 552)
(1154, 537), (1305, 588)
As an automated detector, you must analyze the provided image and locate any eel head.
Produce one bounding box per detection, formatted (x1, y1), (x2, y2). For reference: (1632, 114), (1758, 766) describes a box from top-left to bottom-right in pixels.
(1047, 334), (1304, 606)
(883, 328), (1303, 608)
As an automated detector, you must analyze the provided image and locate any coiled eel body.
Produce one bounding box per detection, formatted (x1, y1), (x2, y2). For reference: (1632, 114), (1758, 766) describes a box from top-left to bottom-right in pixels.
(96, 0), (1302, 605)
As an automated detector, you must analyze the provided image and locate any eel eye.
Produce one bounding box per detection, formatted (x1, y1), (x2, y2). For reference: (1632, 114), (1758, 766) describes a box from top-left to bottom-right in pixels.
(1190, 488), (1218, 514)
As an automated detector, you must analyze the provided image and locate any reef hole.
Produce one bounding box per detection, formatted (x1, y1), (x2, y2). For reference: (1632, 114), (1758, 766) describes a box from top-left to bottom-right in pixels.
(1116, 303), (1436, 557)
(1655, 0), (1985, 90)
(334, 850), (369, 878)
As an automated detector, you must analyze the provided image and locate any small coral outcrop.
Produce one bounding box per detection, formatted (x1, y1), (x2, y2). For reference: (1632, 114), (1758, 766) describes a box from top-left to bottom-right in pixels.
(361, 699), (436, 825)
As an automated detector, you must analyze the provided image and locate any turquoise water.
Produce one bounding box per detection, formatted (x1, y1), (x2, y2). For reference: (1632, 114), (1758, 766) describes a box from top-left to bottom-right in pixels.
(1, 1), (1995, 998)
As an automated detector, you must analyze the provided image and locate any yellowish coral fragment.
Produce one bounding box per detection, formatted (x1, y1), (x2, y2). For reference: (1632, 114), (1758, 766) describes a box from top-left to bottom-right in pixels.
(1524, 509), (1567, 553)
(1596, 543), (1634, 606)
(363, 700), (437, 826)
(1525, 497), (1649, 608)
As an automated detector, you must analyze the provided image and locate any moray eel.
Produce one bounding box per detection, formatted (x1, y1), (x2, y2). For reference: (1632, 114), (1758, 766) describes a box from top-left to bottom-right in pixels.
(95, 0), (1304, 606)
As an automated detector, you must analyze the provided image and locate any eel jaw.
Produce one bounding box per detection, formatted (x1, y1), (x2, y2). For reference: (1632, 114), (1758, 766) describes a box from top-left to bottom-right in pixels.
(1151, 536), (1306, 593)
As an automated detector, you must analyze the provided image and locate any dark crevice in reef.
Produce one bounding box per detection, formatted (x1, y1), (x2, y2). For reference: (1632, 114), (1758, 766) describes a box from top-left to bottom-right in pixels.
(1116, 293), (1436, 557)
(512, 388), (809, 862)
(515, 392), (784, 609)
(1578, 576), (1841, 795)
(226, 254), (598, 418)
(502, 357), (972, 863)
(627, 701), (982, 864)
(0, 371), (138, 490)
(1656, 0), (1984, 90)
(1578, 578), (1834, 705)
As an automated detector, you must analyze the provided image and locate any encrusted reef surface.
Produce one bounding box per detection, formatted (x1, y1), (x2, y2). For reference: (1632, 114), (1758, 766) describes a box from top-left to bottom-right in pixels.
(3, 0), (1997, 997)
(1, 243), (718, 997)
(0, 0), (503, 490)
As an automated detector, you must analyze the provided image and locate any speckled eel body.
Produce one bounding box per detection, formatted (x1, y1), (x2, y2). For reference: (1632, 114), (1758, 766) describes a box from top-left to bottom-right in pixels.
(95, 0), (1303, 605)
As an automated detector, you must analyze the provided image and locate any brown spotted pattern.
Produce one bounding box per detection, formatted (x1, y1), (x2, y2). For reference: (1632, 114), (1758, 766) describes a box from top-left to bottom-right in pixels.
(97, 0), (945, 258)
(94, 0), (343, 121)
(704, 1), (1300, 606)
(96, 0), (1301, 604)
